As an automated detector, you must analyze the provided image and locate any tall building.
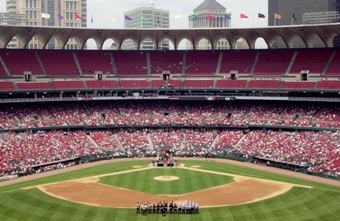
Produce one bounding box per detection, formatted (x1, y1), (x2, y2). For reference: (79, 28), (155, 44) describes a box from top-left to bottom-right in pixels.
(123, 3), (170, 50)
(189, 0), (231, 50)
(6, 0), (87, 49)
(268, 0), (340, 47)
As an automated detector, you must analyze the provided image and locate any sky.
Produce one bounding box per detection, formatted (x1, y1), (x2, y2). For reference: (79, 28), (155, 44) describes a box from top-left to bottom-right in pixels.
(0, 0), (269, 29)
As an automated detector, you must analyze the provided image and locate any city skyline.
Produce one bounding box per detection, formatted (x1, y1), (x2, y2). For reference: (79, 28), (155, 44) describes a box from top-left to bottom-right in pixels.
(0, 0), (268, 29)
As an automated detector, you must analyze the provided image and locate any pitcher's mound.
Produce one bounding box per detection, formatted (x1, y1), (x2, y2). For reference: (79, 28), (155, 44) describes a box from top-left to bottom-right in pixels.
(153, 176), (179, 181)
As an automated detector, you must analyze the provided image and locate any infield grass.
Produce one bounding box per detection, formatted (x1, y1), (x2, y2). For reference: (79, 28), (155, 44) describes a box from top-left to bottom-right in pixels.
(0, 159), (339, 221)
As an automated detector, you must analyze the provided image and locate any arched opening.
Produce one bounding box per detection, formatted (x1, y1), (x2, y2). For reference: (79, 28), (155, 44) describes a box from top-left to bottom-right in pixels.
(139, 38), (156, 50)
(255, 37), (268, 49)
(178, 38), (193, 50)
(102, 39), (116, 50)
(215, 38), (230, 50)
(196, 38), (213, 50)
(121, 39), (137, 50)
(84, 39), (97, 50)
(158, 38), (174, 50)
(235, 38), (249, 49)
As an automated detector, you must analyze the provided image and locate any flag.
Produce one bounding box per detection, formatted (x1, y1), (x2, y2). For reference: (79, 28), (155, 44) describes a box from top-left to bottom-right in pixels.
(258, 13), (265, 18)
(75, 13), (83, 20)
(58, 13), (64, 20)
(42, 13), (50, 19)
(125, 15), (133, 20)
(224, 14), (231, 20)
(191, 14), (199, 19)
(275, 13), (282, 19)
(141, 15), (148, 21)
(208, 14), (216, 20)
(292, 12), (297, 21)
(109, 16), (116, 22)
(174, 15), (182, 19)
(240, 13), (248, 19)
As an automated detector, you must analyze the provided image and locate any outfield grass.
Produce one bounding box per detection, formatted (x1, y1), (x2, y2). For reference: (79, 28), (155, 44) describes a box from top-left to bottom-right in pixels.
(100, 168), (234, 194)
(0, 160), (339, 221)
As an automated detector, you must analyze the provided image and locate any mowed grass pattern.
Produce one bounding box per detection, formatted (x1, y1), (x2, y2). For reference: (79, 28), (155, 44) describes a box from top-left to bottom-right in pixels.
(99, 168), (234, 194)
(0, 160), (339, 221)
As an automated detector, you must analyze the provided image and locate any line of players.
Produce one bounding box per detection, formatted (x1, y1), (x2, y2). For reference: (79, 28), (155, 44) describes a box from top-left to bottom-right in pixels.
(137, 200), (199, 216)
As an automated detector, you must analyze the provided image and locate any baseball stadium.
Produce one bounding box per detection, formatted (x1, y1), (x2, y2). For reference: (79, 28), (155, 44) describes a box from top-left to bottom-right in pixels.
(0, 1), (340, 221)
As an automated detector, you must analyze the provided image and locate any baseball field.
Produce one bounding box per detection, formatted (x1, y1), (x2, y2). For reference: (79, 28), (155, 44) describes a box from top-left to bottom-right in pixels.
(0, 158), (339, 221)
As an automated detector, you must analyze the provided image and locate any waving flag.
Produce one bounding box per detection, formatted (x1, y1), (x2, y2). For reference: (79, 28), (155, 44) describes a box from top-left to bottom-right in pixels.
(75, 13), (83, 20)
(275, 13), (282, 19)
(42, 13), (50, 19)
(240, 13), (248, 19)
(208, 14), (216, 20)
(58, 13), (64, 20)
(125, 15), (133, 20)
(175, 15), (182, 19)
(191, 14), (199, 19)
(109, 16), (116, 22)
(258, 13), (265, 18)
(224, 14), (231, 20)
(141, 15), (149, 21)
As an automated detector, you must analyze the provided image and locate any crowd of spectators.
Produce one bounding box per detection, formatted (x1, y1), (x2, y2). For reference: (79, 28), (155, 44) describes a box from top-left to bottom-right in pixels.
(1, 101), (340, 129)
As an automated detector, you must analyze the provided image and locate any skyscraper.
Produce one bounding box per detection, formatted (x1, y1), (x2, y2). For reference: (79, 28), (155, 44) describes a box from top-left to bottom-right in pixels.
(268, 0), (340, 47)
(6, 0), (87, 49)
(189, 0), (231, 49)
(123, 3), (170, 50)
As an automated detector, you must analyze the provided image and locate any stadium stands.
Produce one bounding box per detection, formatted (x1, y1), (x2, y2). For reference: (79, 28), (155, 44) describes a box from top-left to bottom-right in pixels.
(75, 51), (113, 75)
(150, 51), (183, 74)
(113, 51), (148, 76)
(185, 51), (219, 75)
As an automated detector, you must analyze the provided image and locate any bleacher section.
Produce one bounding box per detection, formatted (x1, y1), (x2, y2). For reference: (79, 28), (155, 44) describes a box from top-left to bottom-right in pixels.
(184, 80), (214, 88)
(17, 82), (51, 91)
(0, 81), (16, 91)
(281, 81), (316, 90)
(0, 50), (43, 76)
(316, 80), (340, 90)
(75, 51), (114, 75)
(325, 50), (340, 76)
(113, 51), (148, 76)
(220, 50), (257, 75)
(51, 80), (86, 90)
(86, 80), (117, 89)
(185, 51), (219, 75)
(215, 80), (247, 89)
(38, 50), (78, 76)
(119, 79), (149, 88)
(253, 50), (294, 76)
(150, 51), (183, 74)
(289, 49), (333, 75)
(248, 80), (281, 89)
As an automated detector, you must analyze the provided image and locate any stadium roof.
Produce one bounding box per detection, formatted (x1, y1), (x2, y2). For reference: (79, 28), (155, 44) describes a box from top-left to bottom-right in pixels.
(0, 23), (339, 50)
(194, 0), (226, 12)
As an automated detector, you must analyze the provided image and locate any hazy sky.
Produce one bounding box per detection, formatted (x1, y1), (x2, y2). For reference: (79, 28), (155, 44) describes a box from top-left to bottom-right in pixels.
(0, 0), (269, 29)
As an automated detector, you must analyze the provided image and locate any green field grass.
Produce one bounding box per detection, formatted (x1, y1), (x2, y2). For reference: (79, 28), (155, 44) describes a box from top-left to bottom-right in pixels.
(0, 159), (339, 221)
(99, 168), (234, 194)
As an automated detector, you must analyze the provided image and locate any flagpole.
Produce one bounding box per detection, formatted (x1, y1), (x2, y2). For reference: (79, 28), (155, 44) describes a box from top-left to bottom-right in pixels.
(274, 12), (276, 26)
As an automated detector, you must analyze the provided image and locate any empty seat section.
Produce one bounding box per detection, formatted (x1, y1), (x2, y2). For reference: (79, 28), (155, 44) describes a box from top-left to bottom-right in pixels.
(76, 51), (113, 75)
(86, 80), (117, 89)
(151, 80), (165, 88)
(0, 50), (43, 76)
(185, 51), (219, 75)
(325, 50), (340, 76)
(248, 80), (281, 89)
(17, 82), (51, 90)
(215, 80), (247, 89)
(289, 49), (332, 75)
(0, 81), (16, 90)
(113, 51), (147, 76)
(51, 80), (85, 90)
(281, 82), (315, 90)
(168, 80), (182, 88)
(150, 51), (183, 74)
(253, 50), (293, 76)
(316, 80), (340, 90)
(220, 50), (256, 75)
(119, 80), (149, 88)
(38, 50), (78, 76)
(184, 80), (214, 88)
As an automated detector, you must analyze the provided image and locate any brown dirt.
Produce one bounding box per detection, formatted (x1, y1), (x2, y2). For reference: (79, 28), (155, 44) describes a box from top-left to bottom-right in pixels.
(0, 157), (339, 209)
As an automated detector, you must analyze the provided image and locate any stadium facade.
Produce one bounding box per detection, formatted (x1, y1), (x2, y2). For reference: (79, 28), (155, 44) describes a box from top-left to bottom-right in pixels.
(123, 3), (170, 50)
(5, 0), (87, 49)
